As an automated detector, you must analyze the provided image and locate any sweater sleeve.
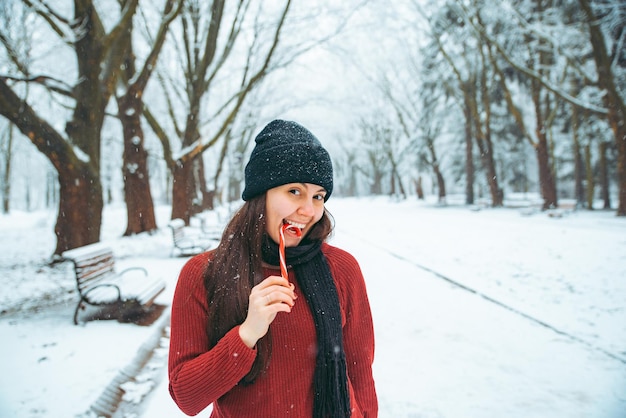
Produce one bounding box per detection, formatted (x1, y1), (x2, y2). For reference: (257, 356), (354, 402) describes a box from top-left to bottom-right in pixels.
(168, 253), (257, 416)
(325, 245), (379, 417)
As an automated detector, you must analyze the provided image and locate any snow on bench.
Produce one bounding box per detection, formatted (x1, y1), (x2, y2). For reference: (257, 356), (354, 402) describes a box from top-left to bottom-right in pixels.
(168, 218), (219, 257)
(62, 243), (166, 325)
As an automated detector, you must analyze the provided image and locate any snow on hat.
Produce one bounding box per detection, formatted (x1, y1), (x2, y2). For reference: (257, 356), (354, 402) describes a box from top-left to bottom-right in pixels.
(242, 119), (333, 202)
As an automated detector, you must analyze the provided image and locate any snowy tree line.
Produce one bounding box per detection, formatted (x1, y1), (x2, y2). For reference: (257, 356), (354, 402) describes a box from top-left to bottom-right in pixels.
(335, 0), (625, 212)
(0, 0), (624, 255)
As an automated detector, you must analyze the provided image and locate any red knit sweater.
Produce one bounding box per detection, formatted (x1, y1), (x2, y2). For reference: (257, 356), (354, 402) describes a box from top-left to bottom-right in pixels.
(168, 243), (378, 417)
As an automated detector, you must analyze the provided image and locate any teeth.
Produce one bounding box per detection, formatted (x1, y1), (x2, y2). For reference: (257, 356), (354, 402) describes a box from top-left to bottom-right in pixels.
(286, 220), (305, 229)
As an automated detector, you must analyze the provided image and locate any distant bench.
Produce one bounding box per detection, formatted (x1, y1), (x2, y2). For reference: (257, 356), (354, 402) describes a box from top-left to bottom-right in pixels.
(62, 243), (166, 325)
(168, 218), (220, 257)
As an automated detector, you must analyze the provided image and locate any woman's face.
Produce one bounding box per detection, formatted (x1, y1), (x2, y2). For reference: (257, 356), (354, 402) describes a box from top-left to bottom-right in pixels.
(265, 183), (327, 247)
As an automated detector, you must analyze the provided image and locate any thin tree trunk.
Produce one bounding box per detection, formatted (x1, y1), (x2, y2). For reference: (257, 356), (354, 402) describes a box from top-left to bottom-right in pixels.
(574, 142), (585, 208)
(389, 156), (405, 198)
(464, 101), (475, 205)
(598, 141), (611, 210)
(579, 0), (626, 215)
(396, 171), (407, 198)
(476, 132), (502, 207)
(371, 170), (383, 195)
(478, 49), (502, 207)
(483, 7), (557, 210)
(415, 176), (424, 200)
(572, 105), (586, 208)
(584, 144), (594, 209)
(1, 125), (12, 213)
(535, 137), (558, 209)
(434, 165), (446, 204)
(195, 156), (215, 212)
(532, 78), (558, 209)
(427, 138), (446, 203)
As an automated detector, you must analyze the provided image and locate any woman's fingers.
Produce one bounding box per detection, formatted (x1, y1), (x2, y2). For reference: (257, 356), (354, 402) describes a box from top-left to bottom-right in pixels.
(255, 275), (291, 291)
(254, 285), (296, 308)
(253, 275), (297, 303)
(239, 276), (297, 348)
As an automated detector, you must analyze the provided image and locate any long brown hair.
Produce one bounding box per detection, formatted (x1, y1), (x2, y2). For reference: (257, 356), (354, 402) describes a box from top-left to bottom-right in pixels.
(204, 193), (334, 383)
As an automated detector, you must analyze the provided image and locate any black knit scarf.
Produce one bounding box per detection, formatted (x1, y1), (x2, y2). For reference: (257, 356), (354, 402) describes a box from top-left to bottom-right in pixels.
(262, 236), (351, 418)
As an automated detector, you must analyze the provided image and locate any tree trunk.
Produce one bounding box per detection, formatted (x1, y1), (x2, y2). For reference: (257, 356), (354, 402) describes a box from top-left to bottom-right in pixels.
(576, 141), (586, 208)
(477, 52), (502, 208)
(531, 77), (558, 209)
(579, 0), (626, 215)
(535, 136), (557, 209)
(598, 141), (611, 210)
(427, 138), (446, 203)
(169, 0), (225, 223)
(194, 156), (214, 213)
(1, 124), (12, 213)
(396, 171), (407, 198)
(172, 159), (195, 223)
(464, 102), (475, 205)
(171, 94), (202, 223)
(462, 69), (502, 208)
(171, 158), (195, 224)
(0, 78), (105, 255)
(572, 111), (586, 208)
(389, 157), (405, 198)
(584, 144), (594, 209)
(60, 3), (135, 253)
(434, 164), (446, 204)
(114, 0), (172, 236)
(611, 108), (626, 215)
(55, 165), (102, 253)
(415, 176), (424, 200)
(371, 170), (383, 195)
(477, 136), (502, 207)
(117, 88), (157, 235)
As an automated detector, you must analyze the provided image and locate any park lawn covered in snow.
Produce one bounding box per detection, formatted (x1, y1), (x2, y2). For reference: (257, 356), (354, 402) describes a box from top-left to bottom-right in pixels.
(1, 196), (625, 417)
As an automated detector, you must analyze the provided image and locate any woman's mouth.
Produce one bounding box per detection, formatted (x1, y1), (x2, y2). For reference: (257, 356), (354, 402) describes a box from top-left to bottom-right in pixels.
(283, 220), (305, 235)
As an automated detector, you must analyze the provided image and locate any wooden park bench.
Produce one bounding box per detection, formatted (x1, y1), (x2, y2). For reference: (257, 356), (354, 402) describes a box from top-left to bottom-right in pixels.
(199, 215), (225, 241)
(62, 243), (166, 325)
(168, 218), (220, 257)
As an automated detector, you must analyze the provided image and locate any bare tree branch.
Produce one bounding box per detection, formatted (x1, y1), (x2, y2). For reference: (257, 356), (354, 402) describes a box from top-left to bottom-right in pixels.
(0, 31), (29, 75)
(132, 0), (183, 92)
(0, 74), (73, 98)
(22, 0), (71, 41)
(455, 0), (608, 116)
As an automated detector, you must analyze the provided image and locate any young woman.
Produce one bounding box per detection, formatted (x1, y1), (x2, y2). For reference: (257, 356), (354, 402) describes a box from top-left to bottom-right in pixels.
(168, 119), (377, 417)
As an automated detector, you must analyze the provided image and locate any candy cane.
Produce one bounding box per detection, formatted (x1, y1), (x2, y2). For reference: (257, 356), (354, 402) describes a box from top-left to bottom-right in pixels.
(279, 223), (302, 281)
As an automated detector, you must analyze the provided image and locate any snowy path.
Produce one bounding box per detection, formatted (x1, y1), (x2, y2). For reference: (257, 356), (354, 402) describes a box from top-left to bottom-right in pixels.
(140, 201), (626, 417)
(342, 230), (625, 367)
(335, 230), (625, 417)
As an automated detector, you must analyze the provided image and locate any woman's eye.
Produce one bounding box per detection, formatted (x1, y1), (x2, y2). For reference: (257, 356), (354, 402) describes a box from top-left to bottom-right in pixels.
(289, 189), (301, 196)
(313, 194), (325, 201)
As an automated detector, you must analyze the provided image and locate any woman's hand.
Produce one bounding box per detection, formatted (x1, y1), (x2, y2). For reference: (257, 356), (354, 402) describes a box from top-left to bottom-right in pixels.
(239, 275), (297, 349)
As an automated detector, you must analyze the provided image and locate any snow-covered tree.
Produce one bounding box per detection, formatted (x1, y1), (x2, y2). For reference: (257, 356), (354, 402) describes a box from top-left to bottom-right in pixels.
(0, 0), (144, 254)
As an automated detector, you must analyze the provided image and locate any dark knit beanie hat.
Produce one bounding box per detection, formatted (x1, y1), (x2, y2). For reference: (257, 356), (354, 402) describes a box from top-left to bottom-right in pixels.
(242, 119), (333, 201)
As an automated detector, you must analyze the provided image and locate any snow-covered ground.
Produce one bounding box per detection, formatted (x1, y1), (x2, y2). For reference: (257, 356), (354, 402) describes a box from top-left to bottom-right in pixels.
(1, 196), (625, 417)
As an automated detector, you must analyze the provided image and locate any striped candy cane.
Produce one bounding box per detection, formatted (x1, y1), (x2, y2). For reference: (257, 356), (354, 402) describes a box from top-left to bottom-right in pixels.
(279, 223), (302, 281)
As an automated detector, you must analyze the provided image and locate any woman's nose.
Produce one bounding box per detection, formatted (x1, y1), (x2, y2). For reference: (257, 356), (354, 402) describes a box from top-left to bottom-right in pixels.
(298, 199), (315, 216)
